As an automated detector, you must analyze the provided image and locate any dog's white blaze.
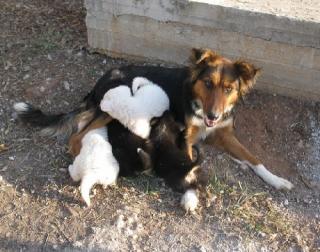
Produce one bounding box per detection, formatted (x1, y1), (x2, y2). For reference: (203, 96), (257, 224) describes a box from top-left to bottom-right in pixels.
(181, 189), (199, 212)
(13, 102), (30, 112)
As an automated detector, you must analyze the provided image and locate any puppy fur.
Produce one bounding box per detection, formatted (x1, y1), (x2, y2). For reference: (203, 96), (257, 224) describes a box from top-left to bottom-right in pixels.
(68, 127), (119, 206)
(108, 110), (207, 211)
(100, 77), (169, 139)
(148, 111), (208, 211)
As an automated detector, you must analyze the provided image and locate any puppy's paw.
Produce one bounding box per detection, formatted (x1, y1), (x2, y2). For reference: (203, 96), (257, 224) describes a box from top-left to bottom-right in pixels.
(180, 189), (199, 212)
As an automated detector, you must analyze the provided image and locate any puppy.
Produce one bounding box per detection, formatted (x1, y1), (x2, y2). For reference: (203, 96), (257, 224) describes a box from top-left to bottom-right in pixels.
(148, 111), (208, 212)
(107, 120), (154, 177)
(68, 127), (119, 206)
(100, 77), (169, 139)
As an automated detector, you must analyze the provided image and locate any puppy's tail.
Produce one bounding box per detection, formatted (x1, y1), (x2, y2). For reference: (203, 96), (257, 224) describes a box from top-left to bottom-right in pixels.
(80, 174), (97, 207)
(13, 102), (95, 139)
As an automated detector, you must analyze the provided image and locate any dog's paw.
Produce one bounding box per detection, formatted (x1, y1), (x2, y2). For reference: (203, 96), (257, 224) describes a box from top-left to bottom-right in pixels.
(180, 189), (199, 212)
(273, 177), (294, 190)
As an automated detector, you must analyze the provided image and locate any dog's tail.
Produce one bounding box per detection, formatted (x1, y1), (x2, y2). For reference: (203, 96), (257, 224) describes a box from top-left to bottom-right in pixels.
(13, 102), (95, 138)
(80, 174), (97, 207)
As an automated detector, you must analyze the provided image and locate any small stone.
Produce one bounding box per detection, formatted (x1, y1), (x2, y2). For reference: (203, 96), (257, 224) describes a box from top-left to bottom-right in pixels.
(102, 59), (107, 64)
(47, 54), (53, 60)
(297, 140), (304, 149)
(259, 231), (266, 237)
(303, 197), (312, 204)
(8, 156), (15, 161)
(199, 246), (207, 252)
(0, 166), (8, 172)
(284, 199), (289, 206)
(63, 81), (70, 91)
(23, 74), (30, 80)
(76, 51), (83, 57)
(59, 168), (67, 173)
(23, 66), (30, 72)
(116, 215), (125, 230)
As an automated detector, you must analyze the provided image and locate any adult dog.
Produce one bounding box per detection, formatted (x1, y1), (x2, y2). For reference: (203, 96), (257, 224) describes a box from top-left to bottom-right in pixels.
(14, 48), (293, 190)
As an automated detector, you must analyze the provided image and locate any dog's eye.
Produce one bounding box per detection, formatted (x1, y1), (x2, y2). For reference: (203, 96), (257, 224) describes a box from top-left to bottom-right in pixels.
(204, 80), (212, 89)
(224, 87), (232, 94)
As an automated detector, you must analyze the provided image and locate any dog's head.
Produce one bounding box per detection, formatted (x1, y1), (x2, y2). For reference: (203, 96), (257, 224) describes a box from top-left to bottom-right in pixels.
(188, 48), (261, 127)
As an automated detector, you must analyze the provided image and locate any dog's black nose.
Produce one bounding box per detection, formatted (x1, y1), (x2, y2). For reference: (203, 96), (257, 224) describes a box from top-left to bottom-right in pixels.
(207, 112), (218, 121)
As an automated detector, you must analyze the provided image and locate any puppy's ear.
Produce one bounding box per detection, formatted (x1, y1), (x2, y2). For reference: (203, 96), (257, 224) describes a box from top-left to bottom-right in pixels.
(190, 48), (217, 66)
(150, 117), (160, 127)
(234, 60), (261, 95)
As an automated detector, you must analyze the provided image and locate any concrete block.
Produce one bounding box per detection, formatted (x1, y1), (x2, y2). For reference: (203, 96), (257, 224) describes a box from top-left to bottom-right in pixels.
(85, 0), (320, 101)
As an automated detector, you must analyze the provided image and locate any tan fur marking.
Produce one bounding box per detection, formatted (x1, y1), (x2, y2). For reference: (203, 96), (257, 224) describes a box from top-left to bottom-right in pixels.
(185, 124), (201, 159)
(205, 126), (260, 165)
(68, 114), (113, 157)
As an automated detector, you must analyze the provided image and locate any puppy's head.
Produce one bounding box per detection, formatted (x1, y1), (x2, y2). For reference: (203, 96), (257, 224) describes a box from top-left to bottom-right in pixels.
(189, 48), (261, 127)
(150, 111), (181, 142)
(131, 77), (154, 94)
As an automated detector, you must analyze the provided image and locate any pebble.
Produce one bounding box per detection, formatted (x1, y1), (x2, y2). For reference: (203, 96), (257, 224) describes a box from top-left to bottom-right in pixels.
(102, 59), (107, 64)
(47, 54), (53, 60)
(116, 215), (125, 230)
(23, 74), (30, 80)
(63, 81), (70, 91)
(284, 199), (289, 206)
(297, 140), (304, 148)
(23, 66), (30, 72)
(8, 156), (15, 161)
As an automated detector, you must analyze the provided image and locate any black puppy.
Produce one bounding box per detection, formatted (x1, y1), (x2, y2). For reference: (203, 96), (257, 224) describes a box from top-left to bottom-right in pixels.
(108, 111), (208, 211)
(107, 119), (154, 177)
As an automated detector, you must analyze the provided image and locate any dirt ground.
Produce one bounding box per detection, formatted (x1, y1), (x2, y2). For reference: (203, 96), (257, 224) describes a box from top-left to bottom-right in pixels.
(0, 1), (319, 251)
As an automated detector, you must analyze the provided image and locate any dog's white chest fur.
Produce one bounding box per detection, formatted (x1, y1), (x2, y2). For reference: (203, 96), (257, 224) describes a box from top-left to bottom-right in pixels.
(191, 116), (234, 142)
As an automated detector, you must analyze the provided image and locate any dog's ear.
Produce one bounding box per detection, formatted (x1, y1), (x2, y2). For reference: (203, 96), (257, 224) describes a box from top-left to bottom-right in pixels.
(191, 48), (217, 66)
(234, 60), (261, 95)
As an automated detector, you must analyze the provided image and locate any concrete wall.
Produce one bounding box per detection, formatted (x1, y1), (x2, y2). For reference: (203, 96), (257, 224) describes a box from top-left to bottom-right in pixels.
(85, 0), (320, 101)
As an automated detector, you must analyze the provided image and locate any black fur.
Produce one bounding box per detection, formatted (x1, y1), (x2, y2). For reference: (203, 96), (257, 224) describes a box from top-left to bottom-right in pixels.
(148, 111), (206, 193)
(14, 66), (192, 138)
(108, 110), (207, 193)
(107, 119), (154, 177)
(85, 66), (191, 124)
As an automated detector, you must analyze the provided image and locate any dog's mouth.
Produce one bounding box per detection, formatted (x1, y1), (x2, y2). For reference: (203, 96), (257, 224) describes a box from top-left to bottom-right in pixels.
(204, 116), (219, 127)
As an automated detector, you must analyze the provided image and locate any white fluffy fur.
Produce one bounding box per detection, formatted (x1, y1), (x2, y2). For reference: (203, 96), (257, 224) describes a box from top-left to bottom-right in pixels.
(68, 128), (119, 206)
(180, 189), (199, 212)
(100, 77), (169, 139)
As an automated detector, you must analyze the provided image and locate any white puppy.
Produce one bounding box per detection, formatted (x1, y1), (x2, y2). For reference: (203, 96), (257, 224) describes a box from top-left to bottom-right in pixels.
(100, 77), (169, 139)
(68, 127), (119, 206)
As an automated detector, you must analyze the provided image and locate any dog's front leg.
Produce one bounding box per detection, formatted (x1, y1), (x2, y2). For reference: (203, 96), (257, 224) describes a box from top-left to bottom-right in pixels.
(205, 125), (293, 190)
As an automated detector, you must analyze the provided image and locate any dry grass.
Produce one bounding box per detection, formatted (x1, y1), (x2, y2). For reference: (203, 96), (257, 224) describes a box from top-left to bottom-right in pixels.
(207, 175), (316, 250)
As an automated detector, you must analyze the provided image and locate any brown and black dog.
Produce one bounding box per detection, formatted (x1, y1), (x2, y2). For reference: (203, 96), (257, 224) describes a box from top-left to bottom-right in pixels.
(14, 48), (293, 190)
